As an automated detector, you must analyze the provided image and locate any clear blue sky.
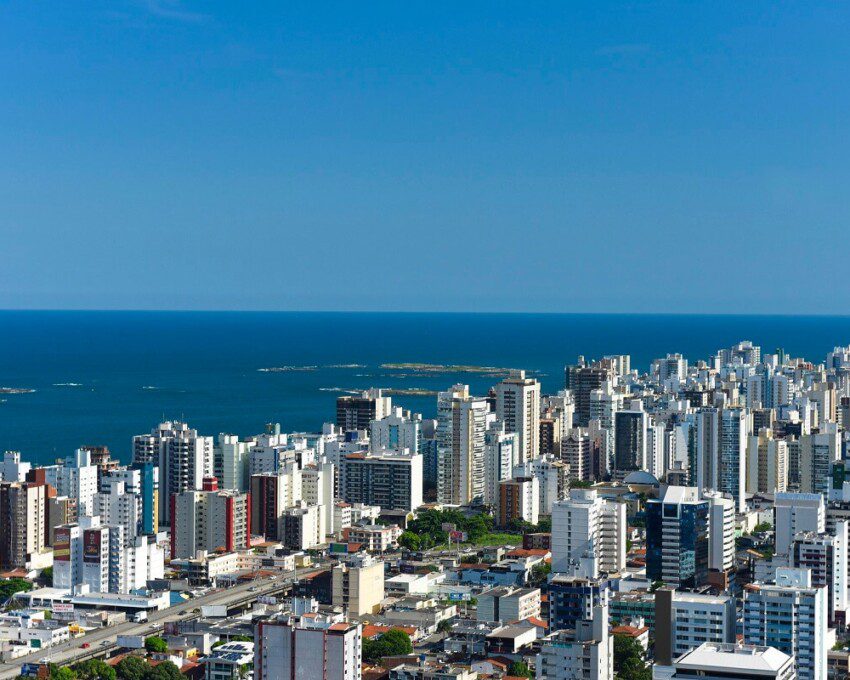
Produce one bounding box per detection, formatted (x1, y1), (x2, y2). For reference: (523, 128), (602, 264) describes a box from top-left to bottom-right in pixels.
(2, 2), (849, 314)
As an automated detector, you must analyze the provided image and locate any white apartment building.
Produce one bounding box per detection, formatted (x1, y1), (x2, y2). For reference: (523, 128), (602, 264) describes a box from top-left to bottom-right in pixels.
(477, 586), (541, 624)
(774, 493), (825, 557)
(705, 492), (735, 575)
(513, 457), (569, 515)
(56, 449), (99, 517)
(792, 524), (848, 623)
(280, 502), (322, 550)
(747, 429), (788, 494)
(171, 479), (249, 559)
(536, 604), (611, 680)
(132, 421), (213, 524)
(495, 370), (541, 461)
(800, 427), (840, 496)
(370, 408), (421, 454)
(214, 433), (254, 492)
(744, 568), (828, 680)
(301, 462), (334, 538)
(437, 384), (489, 505)
(654, 588), (736, 660)
(484, 422), (518, 511)
(551, 489), (625, 577)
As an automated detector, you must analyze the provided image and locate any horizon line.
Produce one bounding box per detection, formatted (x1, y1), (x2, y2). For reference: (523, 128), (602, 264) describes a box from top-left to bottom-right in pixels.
(3, 307), (850, 319)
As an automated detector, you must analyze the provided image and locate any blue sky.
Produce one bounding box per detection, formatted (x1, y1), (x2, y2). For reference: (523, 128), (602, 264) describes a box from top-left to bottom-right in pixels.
(2, 1), (849, 313)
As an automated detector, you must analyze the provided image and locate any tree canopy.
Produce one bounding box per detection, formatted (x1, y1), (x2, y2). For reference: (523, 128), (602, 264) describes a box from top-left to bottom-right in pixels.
(144, 635), (168, 653)
(362, 629), (413, 662)
(614, 634), (651, 680)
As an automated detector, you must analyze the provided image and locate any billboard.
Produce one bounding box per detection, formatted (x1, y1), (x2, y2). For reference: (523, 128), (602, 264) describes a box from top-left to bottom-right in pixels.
(51, 603), (74, 614)
(329, 542), (349, 554)
(83, 529), (102, 564)
(257, 595), (277, 605)
(54, 527), (71, 562)
(20, 663), (40, 677)
(449, 530), (467, 542)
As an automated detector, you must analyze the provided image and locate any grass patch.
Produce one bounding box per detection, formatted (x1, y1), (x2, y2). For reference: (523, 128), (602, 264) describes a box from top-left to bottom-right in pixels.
(461, 532), (523, 547)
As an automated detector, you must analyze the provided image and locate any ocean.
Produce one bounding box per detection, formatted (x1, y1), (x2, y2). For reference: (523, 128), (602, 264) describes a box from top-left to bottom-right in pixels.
(2, 310), (850, 465)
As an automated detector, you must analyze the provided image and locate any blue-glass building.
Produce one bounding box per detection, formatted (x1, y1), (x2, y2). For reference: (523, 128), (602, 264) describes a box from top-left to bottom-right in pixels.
(646, 486), (709, 588)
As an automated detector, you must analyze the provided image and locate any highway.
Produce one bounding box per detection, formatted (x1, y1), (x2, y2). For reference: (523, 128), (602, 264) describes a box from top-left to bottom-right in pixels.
(0, 564), (326, 680)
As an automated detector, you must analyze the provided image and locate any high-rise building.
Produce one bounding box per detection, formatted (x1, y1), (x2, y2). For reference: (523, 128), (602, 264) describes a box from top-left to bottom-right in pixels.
(93, 480), (140, 547)
(564, 429), (593, 482)
(214, 434), (253, 493)
(744, 568), (828, 680)
(653, 588), (736, 661)
(613, 407), (648, 476)
(646, 486), (709, 588)
(800, 427), (841, 496)
(655, 353), (688, 384)
(331, 555), (385, 616)
(792, 524), (848, 624)
(255, 614), (361, 680)
(566, 362), (612, 427)
(719, 407), (748, 512)
(436, 384), (489, 505)
(56, 448), (99, 517)
(774, 492), (825, 557)
(0, 481), (51, 570)
(339, 450), (423, 513)
(747, 429), (788, 494)
(171, 478), (250, 559)
(694, 408), (720, 493)
(551, 489), (625, 577)
(705, 492), (735, 580)
(484, 421), (517, 510)
(497, 477), (539, 528)
(280, 503), (322, 550)
(53, 517), (164, 594)
(0, 451), (31, 483)
(536, 604), (611, 680)
(132, 421), (213, 525)
(370, 408), (421, 454)
(336, 389), (391, 433)
(495, 370), (541, 461)
(513, 457), (570, 515)
(547, 574), (608, 633)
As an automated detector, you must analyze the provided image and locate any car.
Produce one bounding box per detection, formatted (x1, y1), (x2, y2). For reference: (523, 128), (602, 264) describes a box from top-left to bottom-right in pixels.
(248, 586), (257, 592)
(100, 640), (110, 646)
(81, 642), (90, 649)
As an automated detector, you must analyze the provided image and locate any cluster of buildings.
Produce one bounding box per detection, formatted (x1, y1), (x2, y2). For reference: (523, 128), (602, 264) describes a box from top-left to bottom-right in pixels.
(11, 341), (850, 680)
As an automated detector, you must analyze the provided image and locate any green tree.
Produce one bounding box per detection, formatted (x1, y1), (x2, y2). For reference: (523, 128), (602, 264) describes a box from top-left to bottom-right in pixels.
(41, 566), (53, 582)
(144, 635), (168, 653)
(147, 662), (182, 680)
(530, 562), (551, 585)
(754, 522), (773, 533)
(568, 479), (593, 489)
(115, 656), (149, 680)
(49, 665), (77, 680)
(614, 634), (651, 680)
(362, 629), (413, 662)
(0, 578), (33, 601)
(74, 659), (116, 680)
(437, 619), (453, 634)
(534, 516), (552, 533)
(398, 531), (421, 551)
(507, 661), (534, 678)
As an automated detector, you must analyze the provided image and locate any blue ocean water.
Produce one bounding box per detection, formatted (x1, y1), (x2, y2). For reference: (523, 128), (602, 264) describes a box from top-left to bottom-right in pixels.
(2, 310), (850, 465)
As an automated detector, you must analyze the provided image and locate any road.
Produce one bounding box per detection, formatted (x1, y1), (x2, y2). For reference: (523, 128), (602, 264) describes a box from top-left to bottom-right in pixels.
(0, 564), (326, 679)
